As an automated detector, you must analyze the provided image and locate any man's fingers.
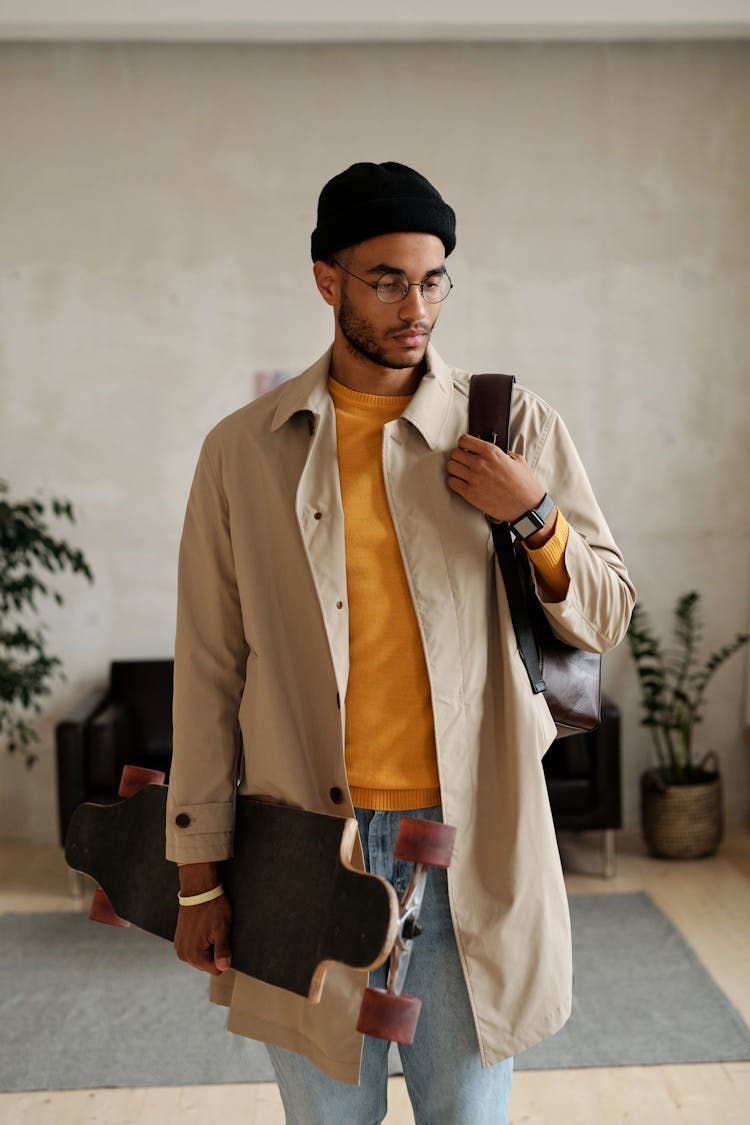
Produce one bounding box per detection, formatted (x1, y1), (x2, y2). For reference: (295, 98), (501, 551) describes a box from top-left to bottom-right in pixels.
(211, 923), (232, 972)
(450, 447), (480, 467)
(448, 447), (501, 483)
(452, 437), (509, 465)
(446, 475), (469, 496)
(193, 943), (221, 975)
(456, 433), (490, 453)
(446, 457), (472, 482)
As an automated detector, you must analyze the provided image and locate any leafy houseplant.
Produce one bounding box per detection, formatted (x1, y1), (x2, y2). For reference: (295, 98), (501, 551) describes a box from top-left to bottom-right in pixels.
(0, 479), (94, 767)
(627, 591), (749, 858)
(627, 592), (749, 784)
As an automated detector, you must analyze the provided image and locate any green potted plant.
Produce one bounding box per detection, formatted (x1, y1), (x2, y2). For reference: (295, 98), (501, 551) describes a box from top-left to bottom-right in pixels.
(626, 591), (749, 859)
(0, 478), (94, 767)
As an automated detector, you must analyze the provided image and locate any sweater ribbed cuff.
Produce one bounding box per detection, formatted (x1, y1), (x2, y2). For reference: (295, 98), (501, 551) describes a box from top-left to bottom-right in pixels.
(521, 509), (570, 602)
(522, 508), (568, 565)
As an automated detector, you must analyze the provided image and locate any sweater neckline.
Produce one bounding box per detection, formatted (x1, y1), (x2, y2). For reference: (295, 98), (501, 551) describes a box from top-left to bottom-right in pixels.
(328, 376), (413, 411)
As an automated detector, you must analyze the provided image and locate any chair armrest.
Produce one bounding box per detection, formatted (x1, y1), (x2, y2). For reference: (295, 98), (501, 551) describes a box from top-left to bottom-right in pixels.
(56, 685), (110, 845)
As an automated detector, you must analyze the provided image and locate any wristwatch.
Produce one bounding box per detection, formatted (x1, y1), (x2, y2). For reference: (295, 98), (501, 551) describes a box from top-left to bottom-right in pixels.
(509, 493), (555, 541)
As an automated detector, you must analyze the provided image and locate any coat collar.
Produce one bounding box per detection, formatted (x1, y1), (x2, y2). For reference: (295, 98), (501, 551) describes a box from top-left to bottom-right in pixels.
(270, 349), (333, 432)
(270, 343), (455, 450)
(400, 345), (454, 449)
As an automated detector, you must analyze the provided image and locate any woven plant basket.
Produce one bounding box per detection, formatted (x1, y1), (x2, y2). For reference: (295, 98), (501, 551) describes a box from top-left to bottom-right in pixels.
(640, 751), (723, 859)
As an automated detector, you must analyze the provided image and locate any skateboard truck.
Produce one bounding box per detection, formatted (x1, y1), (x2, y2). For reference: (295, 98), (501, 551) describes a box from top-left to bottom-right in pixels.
(356, 817), (456, 1045)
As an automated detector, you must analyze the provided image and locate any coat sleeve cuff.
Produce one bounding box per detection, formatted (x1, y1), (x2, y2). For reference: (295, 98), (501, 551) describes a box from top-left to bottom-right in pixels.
(527, 525), (634, 652)
(165, 800), (235, 863)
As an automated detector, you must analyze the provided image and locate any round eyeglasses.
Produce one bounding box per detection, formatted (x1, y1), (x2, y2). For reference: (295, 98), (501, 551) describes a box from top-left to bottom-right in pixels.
(332, 259), (453, 304)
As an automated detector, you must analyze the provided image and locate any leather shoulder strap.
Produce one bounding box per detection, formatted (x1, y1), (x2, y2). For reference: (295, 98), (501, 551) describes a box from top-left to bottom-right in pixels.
(467, 372), (515, 452)
(469, 373), (546, 695)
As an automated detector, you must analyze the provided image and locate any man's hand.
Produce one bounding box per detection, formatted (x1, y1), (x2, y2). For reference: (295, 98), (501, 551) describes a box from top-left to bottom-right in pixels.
(446, 434), (542, 521)
(174, 861), (233, 976)
(446, 434), (556, 547)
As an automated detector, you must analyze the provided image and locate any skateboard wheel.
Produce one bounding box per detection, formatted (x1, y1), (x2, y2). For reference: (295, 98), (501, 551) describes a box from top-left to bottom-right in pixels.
(118, 764), (166, 799)
(89, 887), (130, 928)
(357, 988), (422, 1044)
(394, 819), (456, 868)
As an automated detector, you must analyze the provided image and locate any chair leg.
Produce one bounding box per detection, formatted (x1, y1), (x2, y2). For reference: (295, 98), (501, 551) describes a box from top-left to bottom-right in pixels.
(601, 829), (616, 878)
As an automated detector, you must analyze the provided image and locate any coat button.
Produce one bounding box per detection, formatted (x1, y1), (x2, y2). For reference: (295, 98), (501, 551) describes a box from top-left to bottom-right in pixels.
(329, 787), (344, 805)
(336, 692), (340, 709)
(175, 812), (191, 828)
(336, 601), (343, 609)
(314, 511), (322, 520)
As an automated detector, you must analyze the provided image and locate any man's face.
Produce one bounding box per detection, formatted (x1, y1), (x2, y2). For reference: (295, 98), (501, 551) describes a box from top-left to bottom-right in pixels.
(330, 232), (447, 372)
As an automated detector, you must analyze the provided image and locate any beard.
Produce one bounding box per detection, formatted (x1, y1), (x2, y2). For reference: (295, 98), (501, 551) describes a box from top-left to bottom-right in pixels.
(337, 289), (432, 369)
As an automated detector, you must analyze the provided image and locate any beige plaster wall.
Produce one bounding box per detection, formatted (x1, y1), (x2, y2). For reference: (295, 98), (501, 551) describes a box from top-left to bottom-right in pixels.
(1, 41), (749, 843)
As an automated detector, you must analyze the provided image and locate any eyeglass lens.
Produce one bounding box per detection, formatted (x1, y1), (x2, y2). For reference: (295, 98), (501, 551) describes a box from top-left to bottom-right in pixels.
(376, 272), (452, 304)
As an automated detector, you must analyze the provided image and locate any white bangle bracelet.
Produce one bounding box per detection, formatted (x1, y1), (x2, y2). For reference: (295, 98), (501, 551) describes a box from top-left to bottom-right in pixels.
(177, 884), (225, 906)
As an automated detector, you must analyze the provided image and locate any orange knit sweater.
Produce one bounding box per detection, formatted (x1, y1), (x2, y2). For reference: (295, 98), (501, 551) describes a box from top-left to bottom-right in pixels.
(329, 376), (570, 810)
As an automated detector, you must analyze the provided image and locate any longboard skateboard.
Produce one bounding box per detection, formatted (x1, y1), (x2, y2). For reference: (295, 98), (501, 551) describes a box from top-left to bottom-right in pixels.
(65, 765), (456, 1043)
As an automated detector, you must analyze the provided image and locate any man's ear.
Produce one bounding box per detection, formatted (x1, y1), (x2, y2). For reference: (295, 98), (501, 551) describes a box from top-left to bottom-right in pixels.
(313, 260), (338, 307)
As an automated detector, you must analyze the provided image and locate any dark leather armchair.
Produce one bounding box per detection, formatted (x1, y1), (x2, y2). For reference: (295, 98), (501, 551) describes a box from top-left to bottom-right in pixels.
(542, 694), (622, 876)
(56, 659), (174, 846)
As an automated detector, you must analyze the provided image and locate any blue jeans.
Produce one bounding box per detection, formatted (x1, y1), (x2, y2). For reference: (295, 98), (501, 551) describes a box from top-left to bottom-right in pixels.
(266, 806), (514, 1125)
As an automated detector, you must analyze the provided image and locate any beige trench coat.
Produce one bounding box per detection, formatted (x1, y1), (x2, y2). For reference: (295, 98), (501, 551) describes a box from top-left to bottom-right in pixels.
(166, 345), (635, 1084)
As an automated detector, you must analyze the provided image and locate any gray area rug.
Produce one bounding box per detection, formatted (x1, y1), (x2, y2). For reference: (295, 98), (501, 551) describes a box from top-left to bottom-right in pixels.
(1, 892), (748, 1091)
(517, 891), (750, 1069)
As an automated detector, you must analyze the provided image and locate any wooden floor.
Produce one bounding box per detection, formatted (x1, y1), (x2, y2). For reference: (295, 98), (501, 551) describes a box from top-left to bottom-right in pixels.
(2, 826), (750, 1124)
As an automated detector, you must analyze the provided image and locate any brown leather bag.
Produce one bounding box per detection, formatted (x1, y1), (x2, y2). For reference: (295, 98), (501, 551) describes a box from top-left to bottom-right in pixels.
(469, 373), (601, 738)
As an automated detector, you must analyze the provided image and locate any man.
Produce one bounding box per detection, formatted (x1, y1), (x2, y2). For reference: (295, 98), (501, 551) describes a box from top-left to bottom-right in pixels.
(167, 161), (634, 1124)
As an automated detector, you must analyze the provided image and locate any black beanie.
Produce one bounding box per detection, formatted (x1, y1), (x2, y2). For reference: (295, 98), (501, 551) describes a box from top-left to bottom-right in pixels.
(311, 161), (456, 262)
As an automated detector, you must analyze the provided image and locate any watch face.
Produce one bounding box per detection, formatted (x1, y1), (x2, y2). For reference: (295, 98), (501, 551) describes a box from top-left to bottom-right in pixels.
(513, 515), (540, 539)
(513, 495), (553, 539)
